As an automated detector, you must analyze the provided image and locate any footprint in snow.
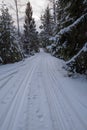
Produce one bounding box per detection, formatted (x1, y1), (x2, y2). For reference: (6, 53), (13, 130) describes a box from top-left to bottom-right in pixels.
(36, 109), (44, 121)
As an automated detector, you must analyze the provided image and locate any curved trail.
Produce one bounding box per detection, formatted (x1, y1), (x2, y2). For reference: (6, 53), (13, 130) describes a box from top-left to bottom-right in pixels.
(0, 50), (87, 130)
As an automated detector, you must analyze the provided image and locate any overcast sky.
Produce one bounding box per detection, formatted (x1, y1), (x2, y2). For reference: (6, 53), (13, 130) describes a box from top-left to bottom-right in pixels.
(0, 0), (49, 31)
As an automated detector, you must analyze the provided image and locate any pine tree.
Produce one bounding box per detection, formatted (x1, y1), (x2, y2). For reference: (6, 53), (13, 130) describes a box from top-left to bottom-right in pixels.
(23, 2), (39, 54)
(40, 5), (53, 47)
(0, 4), (22, 64)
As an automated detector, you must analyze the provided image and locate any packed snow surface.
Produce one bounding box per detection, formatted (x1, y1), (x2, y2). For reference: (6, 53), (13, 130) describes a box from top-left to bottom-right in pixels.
(0, 49), (87, 130)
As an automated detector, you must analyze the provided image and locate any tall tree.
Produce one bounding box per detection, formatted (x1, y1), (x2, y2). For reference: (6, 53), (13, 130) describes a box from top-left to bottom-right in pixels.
(23, 2), (39, 54)
(40, 5), (53, 47)
(0, 4), (22, 64)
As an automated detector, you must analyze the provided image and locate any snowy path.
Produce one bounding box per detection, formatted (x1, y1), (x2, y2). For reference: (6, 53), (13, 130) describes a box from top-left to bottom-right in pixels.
(0, 50), (87, 130)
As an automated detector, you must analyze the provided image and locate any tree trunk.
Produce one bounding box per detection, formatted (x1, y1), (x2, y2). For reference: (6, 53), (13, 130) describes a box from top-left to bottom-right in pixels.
(14, 0), (20, 36)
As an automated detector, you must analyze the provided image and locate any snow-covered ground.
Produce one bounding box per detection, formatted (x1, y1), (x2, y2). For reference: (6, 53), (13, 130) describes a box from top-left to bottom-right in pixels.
(0, 49), (87, 130)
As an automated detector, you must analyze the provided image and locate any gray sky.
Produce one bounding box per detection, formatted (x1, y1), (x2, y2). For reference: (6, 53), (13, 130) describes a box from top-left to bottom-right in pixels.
(0, 0), (49, 31)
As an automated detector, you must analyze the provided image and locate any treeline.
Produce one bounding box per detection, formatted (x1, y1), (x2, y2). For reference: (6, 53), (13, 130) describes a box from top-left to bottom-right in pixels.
(0, 2), (39, 64)
(40, 0), (87, 75)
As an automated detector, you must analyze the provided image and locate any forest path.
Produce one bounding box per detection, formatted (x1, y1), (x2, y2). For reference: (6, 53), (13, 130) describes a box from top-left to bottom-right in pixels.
(0, 49), (87, 130)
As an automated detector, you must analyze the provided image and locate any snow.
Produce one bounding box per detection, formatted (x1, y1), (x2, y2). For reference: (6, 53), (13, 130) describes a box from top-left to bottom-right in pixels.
(59, 13), (87, 35)
(66, 42), (87, 64)
(82, 42), (87, 52)
(46, 44), (56, 54)
(46, 45), (52, 50)
(0, 49), (87, 130)
(49, 36), (56, 41)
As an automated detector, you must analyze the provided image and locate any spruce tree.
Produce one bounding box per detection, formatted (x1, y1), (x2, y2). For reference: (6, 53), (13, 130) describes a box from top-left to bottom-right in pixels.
(52, 0), (87, 74)
(23, 2), (39, 54)
(40, 5), (53, 47)
(0, 4), (22, 64)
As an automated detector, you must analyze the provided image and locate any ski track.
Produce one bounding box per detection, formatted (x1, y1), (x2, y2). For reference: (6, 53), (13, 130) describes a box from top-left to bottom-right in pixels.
(46, 55), (87, 130)
(0, 50), (87, 130)
(0, 55), (40, 130)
